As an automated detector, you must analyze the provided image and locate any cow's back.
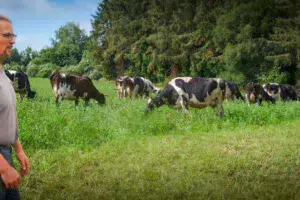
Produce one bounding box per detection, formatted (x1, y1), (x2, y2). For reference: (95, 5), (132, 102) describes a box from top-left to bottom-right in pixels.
(169, 77), (225, 107)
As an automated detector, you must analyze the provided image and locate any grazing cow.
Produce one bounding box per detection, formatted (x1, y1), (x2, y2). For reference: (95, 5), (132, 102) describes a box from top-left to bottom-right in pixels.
(146, 77), (226, 117)
(117, 76), (161, 98)
(49, 70), (105, 106)
(224, 80), (244, 101)
(263, 83), (299, 101)
(244, 83), (275, 105)
(5, 70), (36, 100)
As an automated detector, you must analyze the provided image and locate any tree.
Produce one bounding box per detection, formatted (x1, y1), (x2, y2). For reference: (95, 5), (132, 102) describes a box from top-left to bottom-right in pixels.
(51, 22), (88, 66)
(20, 47), (38, 67)
(4, 48), (21, 65)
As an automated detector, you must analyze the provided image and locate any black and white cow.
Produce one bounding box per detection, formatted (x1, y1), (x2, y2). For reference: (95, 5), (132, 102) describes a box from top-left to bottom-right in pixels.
(224, 80), (244, 101)
(5, 70), (36, 100)
(263, 83), (299, 101)
(116, 76), (161, 99)
(146, 77), (226, 117)
(244, 83), (275, 105)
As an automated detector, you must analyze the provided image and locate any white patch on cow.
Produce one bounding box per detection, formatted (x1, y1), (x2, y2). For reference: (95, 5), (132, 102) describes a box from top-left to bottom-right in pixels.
(188, 94), (207, 107)
(169, 77), (191, 109)
(204, 79), (222, 107)
(8, 70), (17, 75)
(7, 70), (18, 83)
(224, 83), (233, 101)
(53, 84), (58, 98)
(272, 88), (281, 100)
(143, 78), (160, 97)
(58, 83), (76, 100)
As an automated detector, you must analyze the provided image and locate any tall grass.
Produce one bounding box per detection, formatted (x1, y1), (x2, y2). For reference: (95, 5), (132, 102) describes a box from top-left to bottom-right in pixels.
(15, 78), (300, 199)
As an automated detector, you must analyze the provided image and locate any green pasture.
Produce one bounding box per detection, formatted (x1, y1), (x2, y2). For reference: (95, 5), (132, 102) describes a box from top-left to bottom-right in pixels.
(15, 78), (300, 199)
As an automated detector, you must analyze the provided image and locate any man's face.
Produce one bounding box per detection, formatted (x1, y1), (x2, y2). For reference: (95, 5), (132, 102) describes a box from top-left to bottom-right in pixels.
(0, 20), (15, 61)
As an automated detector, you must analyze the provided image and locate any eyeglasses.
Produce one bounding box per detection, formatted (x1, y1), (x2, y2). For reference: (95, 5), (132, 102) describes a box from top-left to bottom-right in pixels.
(0, 33), (17, 40)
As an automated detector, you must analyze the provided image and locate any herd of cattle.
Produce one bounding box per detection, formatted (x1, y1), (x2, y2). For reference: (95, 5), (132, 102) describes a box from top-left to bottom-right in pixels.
(4, 69), (300, 117)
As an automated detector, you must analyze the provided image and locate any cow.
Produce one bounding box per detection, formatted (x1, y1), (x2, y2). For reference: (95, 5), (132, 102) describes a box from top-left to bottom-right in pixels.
(49, 70), (105, 106)
(224, 80), (244, 101)
(244, 83), (275, 105)
(4, 69), (36, 100)
(115, 75), (128, 99)
(116, 76), (161, 99)
(146, 77), (226, 117)
(263, 83), (299, 101)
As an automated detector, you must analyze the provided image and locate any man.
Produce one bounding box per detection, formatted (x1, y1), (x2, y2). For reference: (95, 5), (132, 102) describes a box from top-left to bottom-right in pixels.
(0, 15), (30, 200)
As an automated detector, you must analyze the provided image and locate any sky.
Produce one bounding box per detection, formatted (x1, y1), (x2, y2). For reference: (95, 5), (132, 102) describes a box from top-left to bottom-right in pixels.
(0, 0), (100, 52)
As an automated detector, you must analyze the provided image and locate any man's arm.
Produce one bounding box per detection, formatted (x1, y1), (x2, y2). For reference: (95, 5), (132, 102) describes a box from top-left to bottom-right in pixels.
(0, 154), (21, 188)
(12, 139), (30, 176)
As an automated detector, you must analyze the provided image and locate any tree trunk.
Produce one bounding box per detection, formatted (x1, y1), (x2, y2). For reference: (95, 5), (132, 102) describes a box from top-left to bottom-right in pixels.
(170, 63), (179, 79)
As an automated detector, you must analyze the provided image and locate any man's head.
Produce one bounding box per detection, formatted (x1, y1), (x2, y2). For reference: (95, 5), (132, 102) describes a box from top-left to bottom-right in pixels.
(0, 15), (15, 64)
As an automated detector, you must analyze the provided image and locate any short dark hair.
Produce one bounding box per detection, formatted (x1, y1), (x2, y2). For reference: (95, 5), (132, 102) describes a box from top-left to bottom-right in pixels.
(0, 15), (11, 23)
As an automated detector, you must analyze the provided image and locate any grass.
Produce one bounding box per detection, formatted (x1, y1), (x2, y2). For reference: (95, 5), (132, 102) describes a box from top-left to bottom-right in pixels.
(13, 78), (300, 199)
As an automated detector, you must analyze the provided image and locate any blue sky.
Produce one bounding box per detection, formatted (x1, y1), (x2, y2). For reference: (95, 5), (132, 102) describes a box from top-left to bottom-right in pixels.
(1, 0), (101, 52)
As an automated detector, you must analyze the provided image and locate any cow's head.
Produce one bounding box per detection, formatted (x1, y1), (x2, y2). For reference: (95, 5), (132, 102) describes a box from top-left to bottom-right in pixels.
(245, 83), (275, 104)
(263, 83), (279, 97)
(145, 88), (169, 113)
(153, 87), (161, 94)
(5, 70), (26, 91)
(95, 92), (106, 105)
(49, 70), (61, 84)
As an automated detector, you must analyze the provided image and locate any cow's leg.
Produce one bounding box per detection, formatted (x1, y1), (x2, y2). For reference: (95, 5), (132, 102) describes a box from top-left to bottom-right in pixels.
(256, 98), (262, 106)
(217, 100), (224, 118)
(84, 99), (90, 107)
(122, 87), (127, 98)
(245, 94), (250, 106)
(74, 97), (79, 107)
(55, 95), (60, 106)
(18, 93), (23, 101)
(132, 86), (139, 98)
(127, 87), (132, 99)
(180, 96), (189, 116)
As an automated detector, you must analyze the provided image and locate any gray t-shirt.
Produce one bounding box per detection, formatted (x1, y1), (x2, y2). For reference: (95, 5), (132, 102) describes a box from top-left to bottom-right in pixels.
(0, 69), (18, 145)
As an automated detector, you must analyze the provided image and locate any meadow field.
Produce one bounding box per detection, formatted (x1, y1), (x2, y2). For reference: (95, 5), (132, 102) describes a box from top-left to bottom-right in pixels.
(15, 78), (300, 200)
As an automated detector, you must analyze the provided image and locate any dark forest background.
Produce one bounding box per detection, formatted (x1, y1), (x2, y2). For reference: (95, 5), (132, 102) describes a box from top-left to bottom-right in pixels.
(4, 0), (300, 87)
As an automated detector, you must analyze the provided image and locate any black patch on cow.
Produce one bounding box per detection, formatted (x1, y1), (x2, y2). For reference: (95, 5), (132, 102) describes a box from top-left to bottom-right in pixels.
(133, 77), (146, 94)
(182, 78), (218, 102)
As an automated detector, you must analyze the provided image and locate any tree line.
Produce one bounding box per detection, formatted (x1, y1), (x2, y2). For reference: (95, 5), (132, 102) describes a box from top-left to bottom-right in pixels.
(5, 0), (300, 87)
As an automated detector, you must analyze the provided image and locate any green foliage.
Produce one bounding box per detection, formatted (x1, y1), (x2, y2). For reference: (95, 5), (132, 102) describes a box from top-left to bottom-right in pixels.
(26, 63), (58, 78)
(90, 0), (300, 86)
(4, 48), (21, 65)
(20, 47), (39, 67)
